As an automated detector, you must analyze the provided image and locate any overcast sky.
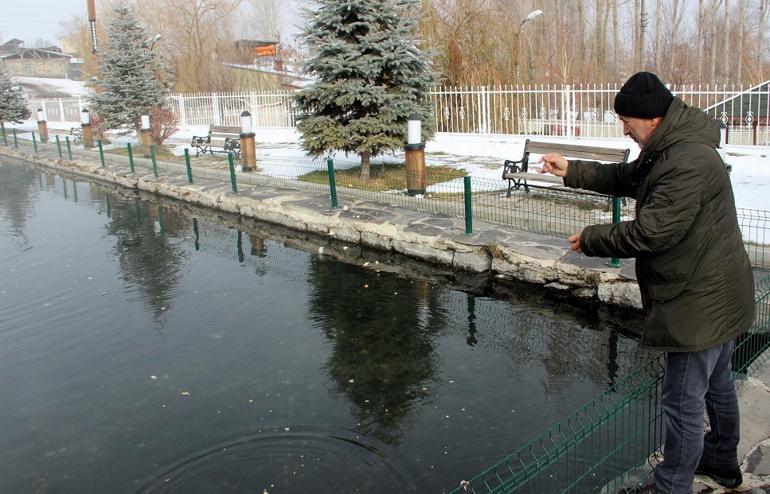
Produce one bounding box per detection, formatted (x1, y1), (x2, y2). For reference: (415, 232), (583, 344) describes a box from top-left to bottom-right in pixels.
(0, 0), (85, 46)
(1, 0), (304, 48)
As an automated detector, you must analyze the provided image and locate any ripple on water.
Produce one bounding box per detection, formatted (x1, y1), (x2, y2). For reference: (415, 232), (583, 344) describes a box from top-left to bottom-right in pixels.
(137, 425), (421, 493)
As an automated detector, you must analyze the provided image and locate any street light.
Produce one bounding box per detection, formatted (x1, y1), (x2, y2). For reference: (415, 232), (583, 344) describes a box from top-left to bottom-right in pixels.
(514, 10), (544, 84)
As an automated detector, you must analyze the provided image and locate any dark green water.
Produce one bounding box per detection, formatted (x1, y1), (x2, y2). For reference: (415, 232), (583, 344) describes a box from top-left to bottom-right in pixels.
(0, 159), (645, 493)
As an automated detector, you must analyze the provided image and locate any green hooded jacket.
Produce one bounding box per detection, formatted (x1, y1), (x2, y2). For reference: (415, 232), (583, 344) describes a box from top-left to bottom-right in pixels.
(564, 97), (754, 351)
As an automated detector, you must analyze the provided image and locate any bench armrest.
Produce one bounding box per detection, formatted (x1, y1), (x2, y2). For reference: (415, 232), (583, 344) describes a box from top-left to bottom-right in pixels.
(191, 135), (210, 145)
(502, 158), (526, 179)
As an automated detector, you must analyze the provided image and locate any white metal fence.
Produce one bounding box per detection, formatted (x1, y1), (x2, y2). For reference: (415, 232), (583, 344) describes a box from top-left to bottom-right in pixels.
(27, 82), (770, 145)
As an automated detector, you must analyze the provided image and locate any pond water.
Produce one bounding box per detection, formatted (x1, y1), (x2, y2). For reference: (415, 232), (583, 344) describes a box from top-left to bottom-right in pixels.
(0, 158), (646, 493)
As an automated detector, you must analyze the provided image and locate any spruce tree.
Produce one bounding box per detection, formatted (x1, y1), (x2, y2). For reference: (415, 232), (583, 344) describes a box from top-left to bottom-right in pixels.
(0, 66), (30, 131)
(90, 4), (167, 131)
(295, 0), (436, 179)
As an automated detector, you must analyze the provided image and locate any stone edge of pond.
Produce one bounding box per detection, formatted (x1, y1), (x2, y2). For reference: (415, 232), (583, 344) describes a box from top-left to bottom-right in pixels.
(0, 148), (642, 310)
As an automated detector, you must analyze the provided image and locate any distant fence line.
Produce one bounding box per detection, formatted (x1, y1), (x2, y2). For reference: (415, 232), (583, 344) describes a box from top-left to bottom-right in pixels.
(27, 82), (770, 145)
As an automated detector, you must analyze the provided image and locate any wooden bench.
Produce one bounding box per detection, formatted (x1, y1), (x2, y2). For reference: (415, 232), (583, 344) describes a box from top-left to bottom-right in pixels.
(191, 125), (241, 158)
(502, 139), (630, 196)
(70, 126), (82, 141)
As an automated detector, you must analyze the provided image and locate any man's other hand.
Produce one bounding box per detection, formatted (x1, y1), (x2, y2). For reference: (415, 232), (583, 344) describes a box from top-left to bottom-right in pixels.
(568, 231), (582, 253)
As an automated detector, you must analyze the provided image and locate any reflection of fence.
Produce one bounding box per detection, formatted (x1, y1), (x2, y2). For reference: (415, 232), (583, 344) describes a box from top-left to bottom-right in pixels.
(26, 81), (770, 145)
(448, 275), (770, 494)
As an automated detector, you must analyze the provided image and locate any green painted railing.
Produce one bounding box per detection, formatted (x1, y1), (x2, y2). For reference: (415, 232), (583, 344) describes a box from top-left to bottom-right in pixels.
(448, 275), (770, 494)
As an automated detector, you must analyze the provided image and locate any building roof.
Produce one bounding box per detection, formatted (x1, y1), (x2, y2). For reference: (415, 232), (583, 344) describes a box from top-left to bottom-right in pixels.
(2, 48), (72, 60)
(234, 39), (280, 49)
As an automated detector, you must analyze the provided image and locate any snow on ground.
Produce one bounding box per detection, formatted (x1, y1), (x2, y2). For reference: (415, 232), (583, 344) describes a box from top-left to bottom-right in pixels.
(9, 119), (770, 211)
(12, 77), (91, 98)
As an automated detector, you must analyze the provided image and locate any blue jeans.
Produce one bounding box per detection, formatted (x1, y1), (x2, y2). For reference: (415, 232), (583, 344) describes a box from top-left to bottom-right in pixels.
(654, 340), (740, 494)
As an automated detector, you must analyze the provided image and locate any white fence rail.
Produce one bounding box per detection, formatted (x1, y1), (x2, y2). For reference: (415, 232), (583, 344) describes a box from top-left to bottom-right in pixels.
(27, 82), (770, 145)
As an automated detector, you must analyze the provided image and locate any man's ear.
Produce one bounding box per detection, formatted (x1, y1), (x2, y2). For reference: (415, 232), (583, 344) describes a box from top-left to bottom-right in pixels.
(650, 116), (664, 129)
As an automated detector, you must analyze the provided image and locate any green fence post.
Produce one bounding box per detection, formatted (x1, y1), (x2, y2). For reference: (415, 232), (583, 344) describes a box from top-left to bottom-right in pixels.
(32, 132), (38, 153)
(326, 158), (338, 208)
(65, 136), (72, 160)
(97, 140), (105, 168)
(464, 176), (473, 235)
(150, 145), (158, 178)
(609, 196), (622, 268)
(55, 135), (63, 158)
(227, 152), (238, 193)
(184, 148), (193, 184)
(127, 143), (135, 173)
(13, 129), (18, 148)
(192, 218), (200, 251)
(1, 126), (6, 145)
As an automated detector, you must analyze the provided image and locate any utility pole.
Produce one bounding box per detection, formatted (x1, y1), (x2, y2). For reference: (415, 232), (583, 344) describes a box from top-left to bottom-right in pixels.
(637, 0), (647, 70)
(87, 0), (98, 53)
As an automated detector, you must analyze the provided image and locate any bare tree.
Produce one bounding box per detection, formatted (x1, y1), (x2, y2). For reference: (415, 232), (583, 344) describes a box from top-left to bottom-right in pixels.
(723, 0), (730, 82)
(757, 0), (769, 81)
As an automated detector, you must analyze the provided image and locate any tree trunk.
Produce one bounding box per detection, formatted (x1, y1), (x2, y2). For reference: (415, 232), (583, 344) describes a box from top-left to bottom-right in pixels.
(612, 0), (619, 74)
(360, 151), (371, 181)
(654, 0), (662, 71)
(697, 0), (705, 81)
(758, 0), (769, 82)
(737, 0), (745, 83)
(709, 0), (721, 83)
(723, 0), (730, 83)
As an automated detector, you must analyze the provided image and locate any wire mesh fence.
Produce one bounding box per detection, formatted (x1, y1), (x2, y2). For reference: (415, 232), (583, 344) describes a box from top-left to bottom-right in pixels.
(1, 129), (768, 270)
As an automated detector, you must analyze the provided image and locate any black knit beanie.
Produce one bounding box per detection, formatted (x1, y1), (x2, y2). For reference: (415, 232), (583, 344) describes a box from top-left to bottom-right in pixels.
(614, 72), (673, 118)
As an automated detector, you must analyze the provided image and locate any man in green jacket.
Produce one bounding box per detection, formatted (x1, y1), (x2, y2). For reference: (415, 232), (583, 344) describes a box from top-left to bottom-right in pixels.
(540, 72), (754, 494)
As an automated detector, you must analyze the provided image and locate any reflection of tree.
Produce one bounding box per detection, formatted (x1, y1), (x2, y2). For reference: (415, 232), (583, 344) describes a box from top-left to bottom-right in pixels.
(0, 164), (38, 240)
(104, 194), (188, 323)
(308, 260), (445, 444)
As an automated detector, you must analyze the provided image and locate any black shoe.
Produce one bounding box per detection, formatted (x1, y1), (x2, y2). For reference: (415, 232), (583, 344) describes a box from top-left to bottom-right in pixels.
(694, 461), (743, 488)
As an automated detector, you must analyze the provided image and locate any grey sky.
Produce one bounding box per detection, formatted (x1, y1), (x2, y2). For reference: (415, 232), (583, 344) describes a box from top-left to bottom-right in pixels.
(1, 0), (304, 48)
(0, 0), (85, 45)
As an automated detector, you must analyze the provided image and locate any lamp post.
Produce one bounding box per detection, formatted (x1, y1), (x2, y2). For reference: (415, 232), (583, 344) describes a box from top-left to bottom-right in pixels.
(36, 108), (48, 143)
(140, 114), (152, 158)
(81, 109), (94, 148)
(239, 111), (256, 171)
(514, 10), (544, 84)
(404, 114), (426, 196)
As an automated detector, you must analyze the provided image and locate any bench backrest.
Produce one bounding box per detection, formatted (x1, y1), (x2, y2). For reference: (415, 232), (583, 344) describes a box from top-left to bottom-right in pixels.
(524, 139), (630, 163)
(210, 125), (241, 138)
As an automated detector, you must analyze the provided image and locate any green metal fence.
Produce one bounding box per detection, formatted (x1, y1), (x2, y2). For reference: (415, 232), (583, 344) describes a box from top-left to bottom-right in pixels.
(448, 275), (770, 494)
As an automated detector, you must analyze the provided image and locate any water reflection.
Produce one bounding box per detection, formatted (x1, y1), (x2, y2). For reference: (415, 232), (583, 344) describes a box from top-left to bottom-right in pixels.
(308, 261), (445, 444)
(102, 196), (188, 323)
(0, 162), (38, 240)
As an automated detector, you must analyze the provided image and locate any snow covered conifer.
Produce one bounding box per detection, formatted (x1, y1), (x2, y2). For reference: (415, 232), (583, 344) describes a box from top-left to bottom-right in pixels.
(0, 66), (30, 130)
(295, 0), (436, 179)
(90, 4), (167, 131)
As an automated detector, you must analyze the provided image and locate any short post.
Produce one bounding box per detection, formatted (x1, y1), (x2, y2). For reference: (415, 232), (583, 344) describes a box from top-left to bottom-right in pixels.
(150, 144), (158, 177)
(239, 111), (257, 171)
(184, 148), (193, 183)
(752, 120), (759, 146)
(127, 143), (135, 173)
(140, 114), (153, 158)
(405, 114), (426, 195)
(81, 109), (94, 148)
(65, 136), (73, 160)
(724, 121), (730, 145)
(73, 181), (78, 202)
(1, 125), (6, 145)
(227, 152), (238, 192)
(32, 132), (38, 153)
(464, 176), (473, 235)
(97, 139), (105, 168)
(12, 129), (18, 148)
(609, 197), (622, 268)
(327, 158), (338, 208)
(55, 135), (63, 158)
(36, 109), (48, 143)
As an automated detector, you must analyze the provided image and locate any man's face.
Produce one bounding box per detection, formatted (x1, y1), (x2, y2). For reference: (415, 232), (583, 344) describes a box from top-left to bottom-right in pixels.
(619, 115), (663, 149)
